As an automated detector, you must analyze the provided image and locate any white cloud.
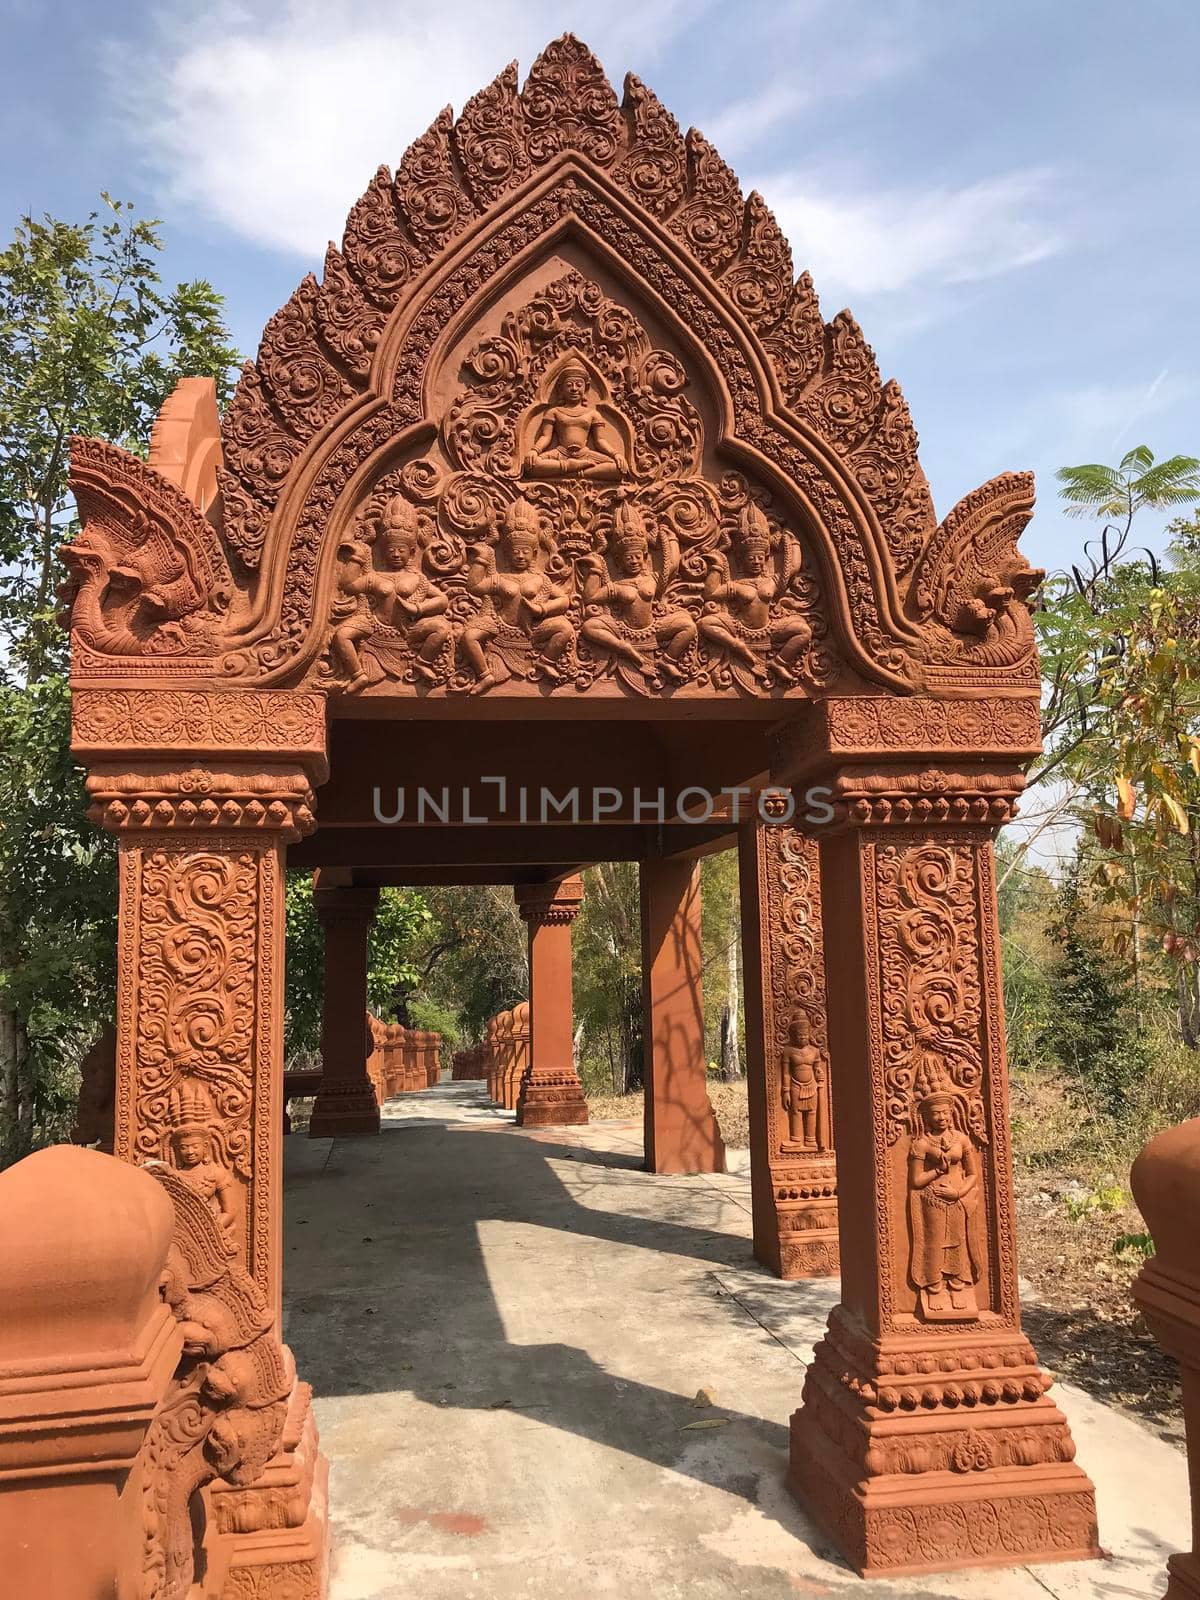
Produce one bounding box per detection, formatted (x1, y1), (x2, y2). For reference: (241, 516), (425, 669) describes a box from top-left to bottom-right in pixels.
(120, 0), (690, 259)
(758, 167), (1066, 304)
(702, 83), (813, 155)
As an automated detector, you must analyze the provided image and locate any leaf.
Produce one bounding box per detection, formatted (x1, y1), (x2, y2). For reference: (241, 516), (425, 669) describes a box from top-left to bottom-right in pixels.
(1162, 792), (1190, 835)
(679, 1417), (730, 1431)
(1115, 774), (1136, 820)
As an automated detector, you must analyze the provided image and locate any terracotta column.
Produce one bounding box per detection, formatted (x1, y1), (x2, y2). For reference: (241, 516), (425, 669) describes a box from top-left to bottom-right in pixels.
(776, 704), (1096, 1576)
(73, 687), (331, 1596)
(506, 1004), (528, 1110)
(515, 875), (589, 1126)
(739, 820), (838, 1277)
(1132, 1119), (1200, 1599)
(309, 883), (381, 1138)
(639, 859), (725, 1174)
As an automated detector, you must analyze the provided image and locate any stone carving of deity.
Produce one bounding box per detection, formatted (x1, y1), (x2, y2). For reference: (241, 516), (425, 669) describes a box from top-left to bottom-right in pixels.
(908, 1091), (982, 1320)
(578, 502), (696, 681)
(461, 496), (575, 690)
(781, 1010), (827, 1149)
(165, 1080), (239, 1245)
(523, 361), (629, 482)
(700, 503), (812, 683)
(328, 529), (378, 690)
(370, 495), (452, 681)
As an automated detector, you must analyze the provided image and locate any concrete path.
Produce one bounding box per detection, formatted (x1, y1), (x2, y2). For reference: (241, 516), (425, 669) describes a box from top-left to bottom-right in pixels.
(283, 1081), (1188, 1599)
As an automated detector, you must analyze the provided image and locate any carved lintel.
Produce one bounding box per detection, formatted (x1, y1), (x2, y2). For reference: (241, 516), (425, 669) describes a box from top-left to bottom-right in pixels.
(769, 696), (1041, 787)
(71, 689), (328, 777)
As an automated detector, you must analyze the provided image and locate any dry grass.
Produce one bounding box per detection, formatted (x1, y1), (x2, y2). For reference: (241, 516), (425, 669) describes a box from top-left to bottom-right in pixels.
(586, 1081), (750, 1148)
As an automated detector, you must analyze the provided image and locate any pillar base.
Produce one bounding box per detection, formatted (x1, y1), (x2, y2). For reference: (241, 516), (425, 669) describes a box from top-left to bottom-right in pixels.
(1168, 1555), (1200, 1598)
(757, 1184), (840, 1280)
(517, 1073), (589, 1127)
(208, 1368), (330, 1599)
(788, 1311), (1098, 1577)
(646, 1099), (726, 1175)
(308, 1085), (380, 1138)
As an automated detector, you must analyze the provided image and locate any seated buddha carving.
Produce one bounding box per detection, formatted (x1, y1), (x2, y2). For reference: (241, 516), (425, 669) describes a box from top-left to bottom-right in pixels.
(523, 361), (628, 482)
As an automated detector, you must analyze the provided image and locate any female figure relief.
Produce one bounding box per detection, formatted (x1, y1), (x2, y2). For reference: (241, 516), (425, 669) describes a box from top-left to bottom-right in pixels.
(461, 497), (575, 691)
(165, 1081), (240, 1246)
(579, 502), (696, 683)
(700, 503), (812, 684)
(371, 495), (452, 682)
(328, 530), (378, 690)
(908, 1092), (981, 1320)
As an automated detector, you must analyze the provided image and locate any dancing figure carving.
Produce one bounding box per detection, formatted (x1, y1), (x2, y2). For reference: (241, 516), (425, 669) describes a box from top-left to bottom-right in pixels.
(579, 501), (696, 687)
(700, 503), (813, 687)
(461, 497), (575, 689)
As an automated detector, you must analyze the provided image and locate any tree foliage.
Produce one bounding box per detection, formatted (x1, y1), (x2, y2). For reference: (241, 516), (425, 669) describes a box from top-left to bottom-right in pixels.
(0, 197), (238, 1166)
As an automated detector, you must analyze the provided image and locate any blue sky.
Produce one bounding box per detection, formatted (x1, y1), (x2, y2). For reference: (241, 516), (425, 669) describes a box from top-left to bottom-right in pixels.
(3, 0), (1197, 575)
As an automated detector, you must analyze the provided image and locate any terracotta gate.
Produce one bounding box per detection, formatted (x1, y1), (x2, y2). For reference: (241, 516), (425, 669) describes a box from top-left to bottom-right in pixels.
(63, 36), (1097, 1587)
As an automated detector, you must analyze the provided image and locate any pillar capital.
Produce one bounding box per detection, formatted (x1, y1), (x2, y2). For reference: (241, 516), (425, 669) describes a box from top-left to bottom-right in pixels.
(84, 761), (318, 842)
(515, 873), (585, 928)
(766, 693), (1039, 835)
(72, 686), (327, 843)
(312, 880), (380, 925)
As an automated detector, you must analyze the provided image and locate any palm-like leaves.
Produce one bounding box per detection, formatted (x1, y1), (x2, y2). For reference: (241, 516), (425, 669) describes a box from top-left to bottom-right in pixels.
(1057, 446), (1200, 527)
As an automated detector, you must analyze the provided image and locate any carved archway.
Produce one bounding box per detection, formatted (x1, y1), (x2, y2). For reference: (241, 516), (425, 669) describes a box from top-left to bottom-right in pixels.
(62, 35), (1094, 1589)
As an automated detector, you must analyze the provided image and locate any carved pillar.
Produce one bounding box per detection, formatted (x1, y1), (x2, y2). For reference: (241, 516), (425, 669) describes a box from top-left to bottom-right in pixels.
(507, 1004), (529, 1110)
(739, 820), (838, 1278)
(515, 875), (589, 1127)
(72, 687), (331, 1599)
(639, 859), (726, 1174)
(309, 884), (380, 1138)
(776, 701), (1097, 1577)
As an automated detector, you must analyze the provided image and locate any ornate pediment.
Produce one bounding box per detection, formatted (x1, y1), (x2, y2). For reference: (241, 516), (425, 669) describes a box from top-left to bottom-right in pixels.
(64, 34), (1044, 701)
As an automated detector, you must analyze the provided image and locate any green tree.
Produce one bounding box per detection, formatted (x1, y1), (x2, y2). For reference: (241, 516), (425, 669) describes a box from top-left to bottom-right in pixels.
(0, 197), (238, 1165)
(574, 863), (642, 1094)
(411, 886), (528, 1044)
(284, 876), (435, 1062)
(1056, 445), (1200, 538)
(701, 849), (742, 1079)
(1043, 863), (1147, 1115)
(1023, 445), (1200, 1045)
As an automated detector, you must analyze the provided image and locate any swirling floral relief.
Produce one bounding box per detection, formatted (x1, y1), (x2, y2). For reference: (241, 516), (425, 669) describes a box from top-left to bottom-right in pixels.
(133, 847), (258, 1185)
(876, 840), (988, 1148)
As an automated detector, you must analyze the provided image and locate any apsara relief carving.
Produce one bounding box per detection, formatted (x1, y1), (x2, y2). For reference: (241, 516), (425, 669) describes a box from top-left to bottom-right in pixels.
(318, 271), (832, 695)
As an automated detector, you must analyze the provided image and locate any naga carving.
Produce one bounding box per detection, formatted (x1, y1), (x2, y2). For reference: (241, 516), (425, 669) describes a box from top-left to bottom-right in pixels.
(143, 1165), (289, 1600)
(910, 471), (1044, 681)
(63, 437), (232, 661)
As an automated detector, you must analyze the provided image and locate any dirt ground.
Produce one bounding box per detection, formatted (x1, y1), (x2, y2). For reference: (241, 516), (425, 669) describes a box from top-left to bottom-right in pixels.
(587, 1075), (1185, 1447)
